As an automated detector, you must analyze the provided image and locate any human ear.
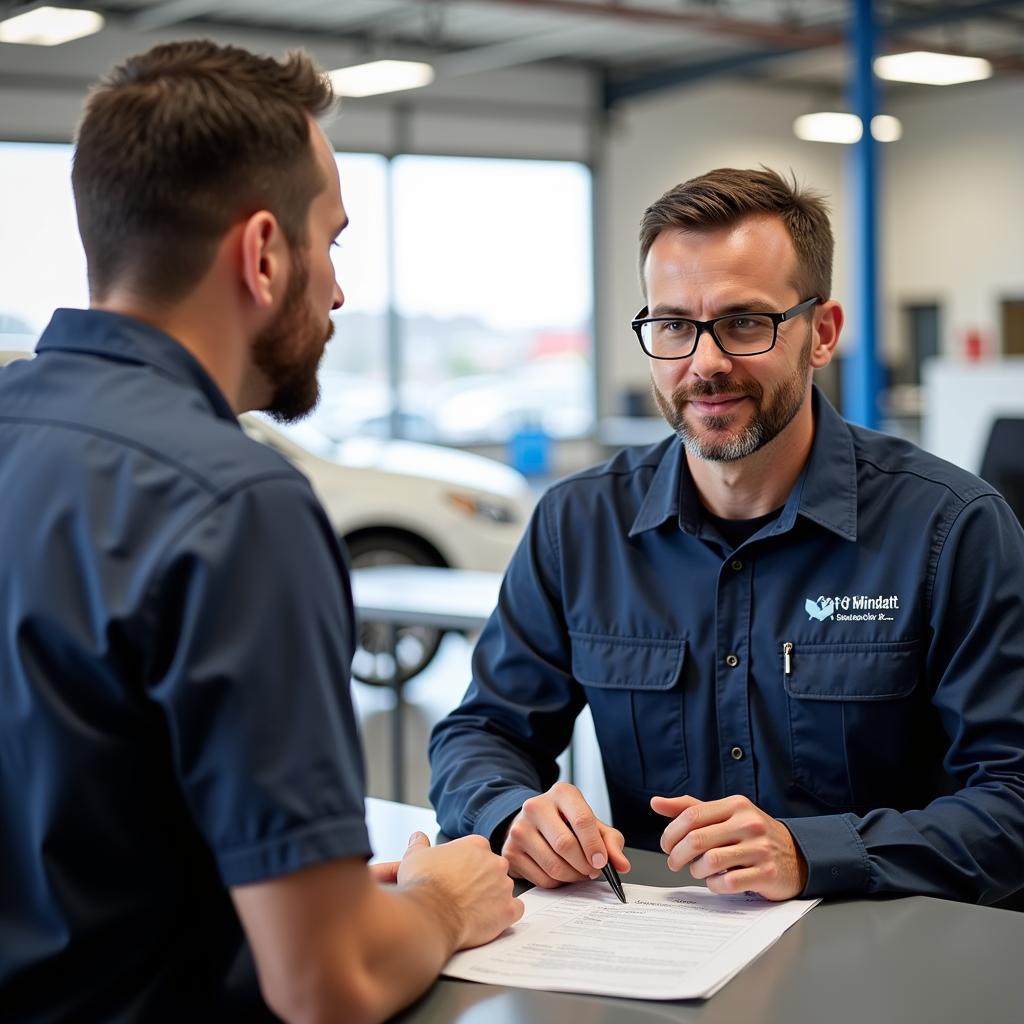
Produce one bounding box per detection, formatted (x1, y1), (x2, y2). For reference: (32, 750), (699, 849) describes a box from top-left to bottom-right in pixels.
(809, 300), (844, 369)
(239, 211), (284, 309)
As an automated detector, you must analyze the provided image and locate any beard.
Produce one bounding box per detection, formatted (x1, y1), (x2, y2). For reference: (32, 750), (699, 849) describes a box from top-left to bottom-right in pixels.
(653, 329), (812, 462)
(251, 249), (334, 423)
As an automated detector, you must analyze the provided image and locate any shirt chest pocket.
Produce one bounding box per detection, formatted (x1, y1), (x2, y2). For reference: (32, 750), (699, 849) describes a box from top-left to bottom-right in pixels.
(570, 632), (688, 795)
(783, 639), (921, 809)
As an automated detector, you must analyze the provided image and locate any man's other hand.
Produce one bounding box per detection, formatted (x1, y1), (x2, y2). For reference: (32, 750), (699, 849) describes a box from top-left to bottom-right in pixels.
(502, 782), (630, 889)
(651, 794), (808, 901)
(397, 831), (524, 950)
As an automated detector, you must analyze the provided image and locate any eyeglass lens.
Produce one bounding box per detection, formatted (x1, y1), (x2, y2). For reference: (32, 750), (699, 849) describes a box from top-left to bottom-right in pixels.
(640, 314), (776, 357)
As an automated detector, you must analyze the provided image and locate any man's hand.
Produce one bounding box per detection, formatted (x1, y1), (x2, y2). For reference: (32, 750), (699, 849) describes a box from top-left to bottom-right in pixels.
(397, 831), (524, 950)
(502, 782), (630, 889)
(368, 859), (401, 885)
(651, 794), (808, 901)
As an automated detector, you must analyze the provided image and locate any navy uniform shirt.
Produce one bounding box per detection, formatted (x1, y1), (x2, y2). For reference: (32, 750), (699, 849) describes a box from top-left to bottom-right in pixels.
(429, 387), (1024, 904)
(0, 310), (371, 1022)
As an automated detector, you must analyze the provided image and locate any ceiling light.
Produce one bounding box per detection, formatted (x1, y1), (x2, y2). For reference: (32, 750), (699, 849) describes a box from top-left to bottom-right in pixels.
(874, 51), (992, 86)
(328, 60), (435, 98)
(794, 112), (863, 144)
(793, 112), (903, 144)
(0, 6), (104, 45)
(870, 114), (902, 143)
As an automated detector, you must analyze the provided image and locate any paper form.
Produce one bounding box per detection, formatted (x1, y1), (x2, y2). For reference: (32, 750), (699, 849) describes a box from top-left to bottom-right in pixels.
(442, 880), (818, 1000)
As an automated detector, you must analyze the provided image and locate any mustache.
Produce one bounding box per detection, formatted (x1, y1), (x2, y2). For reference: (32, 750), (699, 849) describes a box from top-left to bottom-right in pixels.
(671, 378), (763, 403)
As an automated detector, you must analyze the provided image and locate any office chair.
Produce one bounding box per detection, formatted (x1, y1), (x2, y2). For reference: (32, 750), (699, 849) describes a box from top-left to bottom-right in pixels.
(979, 417), (1024, 526)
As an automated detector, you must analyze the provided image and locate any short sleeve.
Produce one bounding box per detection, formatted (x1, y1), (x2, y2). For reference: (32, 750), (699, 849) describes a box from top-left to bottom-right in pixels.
(144, 473), (371, 886)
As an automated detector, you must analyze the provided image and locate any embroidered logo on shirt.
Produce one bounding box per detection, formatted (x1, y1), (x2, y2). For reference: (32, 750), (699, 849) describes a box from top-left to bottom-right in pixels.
(805, 596), (835, 621)
(805, 594), (900, 622)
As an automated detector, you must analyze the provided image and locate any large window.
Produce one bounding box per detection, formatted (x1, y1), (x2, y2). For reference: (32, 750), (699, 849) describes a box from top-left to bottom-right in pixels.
(391, 156), (593, 444)
(0, 142), (86, 348)
(0, 143), (594, 443)
(314, 153), (391, 440)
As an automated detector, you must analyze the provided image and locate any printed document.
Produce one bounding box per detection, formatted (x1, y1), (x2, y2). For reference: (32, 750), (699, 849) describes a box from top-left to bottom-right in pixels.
(443, 881), (818, 1000)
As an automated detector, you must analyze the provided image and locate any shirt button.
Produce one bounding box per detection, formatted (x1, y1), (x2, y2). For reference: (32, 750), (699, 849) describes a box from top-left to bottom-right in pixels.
(725, 653), (740, 667)
(730, 746), (744, 760)
(731, 559), (743, 571)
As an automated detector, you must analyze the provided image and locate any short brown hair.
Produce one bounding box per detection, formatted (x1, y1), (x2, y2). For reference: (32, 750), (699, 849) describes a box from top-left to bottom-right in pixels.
(72, 40), (335, 303)
(638, 167), (833, 301)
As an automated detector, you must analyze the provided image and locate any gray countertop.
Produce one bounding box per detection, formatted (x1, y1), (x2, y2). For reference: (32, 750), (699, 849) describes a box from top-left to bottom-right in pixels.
(368, 800), (1024, 1024)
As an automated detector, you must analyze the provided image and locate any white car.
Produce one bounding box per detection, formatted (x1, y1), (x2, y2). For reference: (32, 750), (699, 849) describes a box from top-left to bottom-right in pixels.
(240, 414), (535, 684)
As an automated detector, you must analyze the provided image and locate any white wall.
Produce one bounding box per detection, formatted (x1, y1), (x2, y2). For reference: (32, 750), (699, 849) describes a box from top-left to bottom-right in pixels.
(884, 79), (1024, 362)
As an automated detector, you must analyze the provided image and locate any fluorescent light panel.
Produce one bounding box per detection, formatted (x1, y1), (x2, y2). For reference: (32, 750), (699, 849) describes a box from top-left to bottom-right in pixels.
(328, 60), (434, 98)
(793, 112), (903, 144)
(874, 51), (992, 86)
(0, 6), (104, 45)
(870, 114), (902, 143)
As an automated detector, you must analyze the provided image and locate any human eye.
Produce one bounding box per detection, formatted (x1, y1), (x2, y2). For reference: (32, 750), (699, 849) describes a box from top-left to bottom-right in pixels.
(724, 315), (760, 331)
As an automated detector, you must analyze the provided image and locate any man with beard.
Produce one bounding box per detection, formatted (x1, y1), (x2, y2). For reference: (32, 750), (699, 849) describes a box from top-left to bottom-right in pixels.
(0, 41), (522, 1024)
(429, 167), (1024, 907)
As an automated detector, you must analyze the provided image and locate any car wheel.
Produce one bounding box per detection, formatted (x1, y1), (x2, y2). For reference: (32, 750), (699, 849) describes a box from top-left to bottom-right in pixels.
(344, 532), (446, 686)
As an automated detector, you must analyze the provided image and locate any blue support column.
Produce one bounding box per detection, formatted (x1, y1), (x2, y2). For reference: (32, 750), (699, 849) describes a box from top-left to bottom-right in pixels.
(845, 0), (881, 429)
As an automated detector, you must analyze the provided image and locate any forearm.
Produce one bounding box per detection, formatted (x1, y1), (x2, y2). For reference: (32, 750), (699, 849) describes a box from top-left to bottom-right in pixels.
(428, 718), (556, 841)
(346, 882), (463, 1023)
(260, 880), (462, 1024)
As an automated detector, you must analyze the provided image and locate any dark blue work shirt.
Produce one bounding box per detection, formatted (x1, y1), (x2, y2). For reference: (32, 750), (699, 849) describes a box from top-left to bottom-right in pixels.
(0, 310), (371, 1022)
(430, 387), (1024, 904)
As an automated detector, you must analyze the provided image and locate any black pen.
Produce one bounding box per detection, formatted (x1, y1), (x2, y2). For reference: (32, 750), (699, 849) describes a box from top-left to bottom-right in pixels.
(566, 819), (627, 902)
(600, 860), (627, 903)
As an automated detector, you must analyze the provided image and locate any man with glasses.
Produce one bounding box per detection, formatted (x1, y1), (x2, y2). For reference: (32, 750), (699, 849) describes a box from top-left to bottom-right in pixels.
(429, 167), (1024, 905)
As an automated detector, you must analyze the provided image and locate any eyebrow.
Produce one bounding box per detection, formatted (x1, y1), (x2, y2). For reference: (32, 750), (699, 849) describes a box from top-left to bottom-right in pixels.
(648, 299), (781, 318)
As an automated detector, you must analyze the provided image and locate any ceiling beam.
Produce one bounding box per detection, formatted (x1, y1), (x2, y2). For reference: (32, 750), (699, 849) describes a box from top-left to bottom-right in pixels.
(127, 0), (227, 32)
(408, 0), (842, 49)
(605, 0), (1024, 106)
(434, 24), (610, 77)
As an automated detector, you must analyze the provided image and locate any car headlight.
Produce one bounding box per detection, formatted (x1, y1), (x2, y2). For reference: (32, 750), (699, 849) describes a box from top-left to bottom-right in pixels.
(446, 491), (519, 525)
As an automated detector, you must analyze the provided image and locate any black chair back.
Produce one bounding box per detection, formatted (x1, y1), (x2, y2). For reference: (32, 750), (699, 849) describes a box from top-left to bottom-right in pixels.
(979, 417), (1024, 526)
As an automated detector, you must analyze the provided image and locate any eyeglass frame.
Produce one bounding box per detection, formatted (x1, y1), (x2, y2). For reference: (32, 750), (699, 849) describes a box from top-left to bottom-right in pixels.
(630, 296), (821, 359)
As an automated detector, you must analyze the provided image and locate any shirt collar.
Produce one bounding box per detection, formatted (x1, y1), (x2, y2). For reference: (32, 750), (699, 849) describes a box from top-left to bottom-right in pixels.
(794, 386), (858, 541)
(36, 308), (238, 424)
(628, 436), (684, 537)
(629, 384), (858, 542)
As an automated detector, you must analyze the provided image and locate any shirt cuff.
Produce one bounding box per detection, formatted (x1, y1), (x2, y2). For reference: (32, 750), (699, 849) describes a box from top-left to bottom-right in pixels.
(778, 813), (870, 898)
(216, 815), (372, 887)
(472, 787), (542, 846)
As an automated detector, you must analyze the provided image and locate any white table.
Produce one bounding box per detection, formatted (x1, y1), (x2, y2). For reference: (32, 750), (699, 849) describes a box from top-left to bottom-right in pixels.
(365, 796), (441, 862)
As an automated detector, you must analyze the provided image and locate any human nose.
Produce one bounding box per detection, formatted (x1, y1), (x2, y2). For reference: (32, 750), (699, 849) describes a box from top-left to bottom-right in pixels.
(332, 279), (344, 311)
(689, 326), (733, 379)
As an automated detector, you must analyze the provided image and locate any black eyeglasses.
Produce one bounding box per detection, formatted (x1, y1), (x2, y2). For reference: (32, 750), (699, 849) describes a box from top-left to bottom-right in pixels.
(631, 296), (820, 359)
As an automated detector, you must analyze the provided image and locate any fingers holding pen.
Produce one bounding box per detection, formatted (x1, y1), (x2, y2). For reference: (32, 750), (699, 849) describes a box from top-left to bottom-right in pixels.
(503, 782), (624, 887)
